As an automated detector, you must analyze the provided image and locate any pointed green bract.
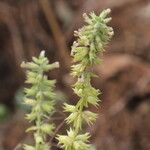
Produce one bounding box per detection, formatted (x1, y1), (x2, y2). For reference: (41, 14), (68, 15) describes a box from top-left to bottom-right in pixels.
(21, 51), (59, 150)
(57, 128), (90, 150)
(57, 9), (113, 150)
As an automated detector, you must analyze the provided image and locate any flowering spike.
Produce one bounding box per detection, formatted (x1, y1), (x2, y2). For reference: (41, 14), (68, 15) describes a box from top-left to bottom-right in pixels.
(57, 9), (113, 150)
(21, 51), (59, 150)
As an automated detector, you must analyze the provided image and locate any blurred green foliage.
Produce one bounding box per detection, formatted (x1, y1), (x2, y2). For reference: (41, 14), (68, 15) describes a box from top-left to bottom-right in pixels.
(0, 104), (9, 122)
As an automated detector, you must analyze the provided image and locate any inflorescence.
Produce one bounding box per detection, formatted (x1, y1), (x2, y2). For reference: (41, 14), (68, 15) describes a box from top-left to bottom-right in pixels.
(21, 51), (59, 150)
(57, 9), (113, 150)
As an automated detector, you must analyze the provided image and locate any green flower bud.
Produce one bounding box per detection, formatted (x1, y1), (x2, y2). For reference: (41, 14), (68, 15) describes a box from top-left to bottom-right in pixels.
(40, 124), (55, 134)
(24, 98), (36, 106)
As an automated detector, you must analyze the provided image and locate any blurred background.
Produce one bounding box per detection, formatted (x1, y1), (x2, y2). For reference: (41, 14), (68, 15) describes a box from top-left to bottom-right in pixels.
(0, 0), (149, 150)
